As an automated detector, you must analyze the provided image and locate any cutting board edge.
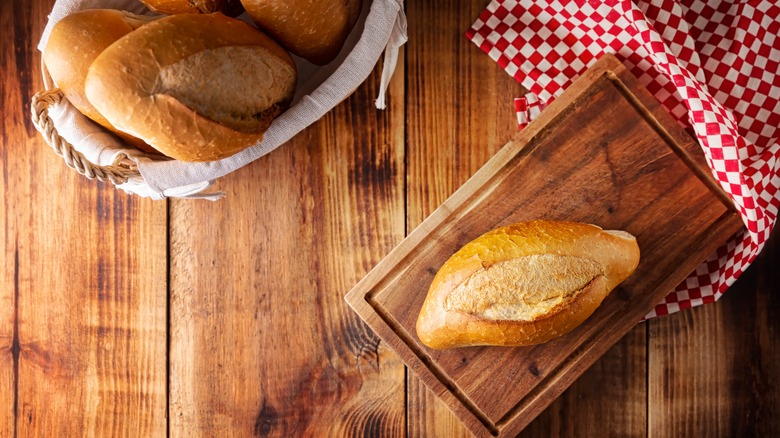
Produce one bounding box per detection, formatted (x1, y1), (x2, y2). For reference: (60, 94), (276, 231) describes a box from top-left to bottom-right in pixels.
(346, 290), (499, 437)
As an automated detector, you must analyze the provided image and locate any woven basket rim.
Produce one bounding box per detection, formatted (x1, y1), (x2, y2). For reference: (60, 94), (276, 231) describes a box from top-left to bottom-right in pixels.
(31, 56), (142, 185)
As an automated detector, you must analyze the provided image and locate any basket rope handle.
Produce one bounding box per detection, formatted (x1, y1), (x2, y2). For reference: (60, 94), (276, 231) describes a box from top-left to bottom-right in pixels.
(30, 87), (141, 185)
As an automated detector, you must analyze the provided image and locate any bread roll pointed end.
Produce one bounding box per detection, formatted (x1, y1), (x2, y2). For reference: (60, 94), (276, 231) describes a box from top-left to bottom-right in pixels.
(416, 220), (640, 349)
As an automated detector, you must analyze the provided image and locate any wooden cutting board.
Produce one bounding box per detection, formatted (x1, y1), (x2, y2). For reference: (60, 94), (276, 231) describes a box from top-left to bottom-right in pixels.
(345, 54), (743, 437)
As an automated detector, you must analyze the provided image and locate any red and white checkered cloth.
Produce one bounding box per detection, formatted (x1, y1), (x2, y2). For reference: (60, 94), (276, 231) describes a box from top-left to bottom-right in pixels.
(467, 0), (780, 319)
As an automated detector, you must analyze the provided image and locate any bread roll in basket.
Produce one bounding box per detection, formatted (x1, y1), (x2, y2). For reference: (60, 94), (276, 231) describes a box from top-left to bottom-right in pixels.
(31, 0), (406, 199)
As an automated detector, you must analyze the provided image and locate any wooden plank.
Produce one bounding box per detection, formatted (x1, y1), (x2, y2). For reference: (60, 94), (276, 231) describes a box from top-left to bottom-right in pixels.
(0, 2), (28, 434)
(14, 189), (168, 437)
(649, 230), (780, 436)
(168, 60), (406, 436)
(405, 1), (521, 435)
(348, 54), (744, 437)
(3, 1), (168, 436)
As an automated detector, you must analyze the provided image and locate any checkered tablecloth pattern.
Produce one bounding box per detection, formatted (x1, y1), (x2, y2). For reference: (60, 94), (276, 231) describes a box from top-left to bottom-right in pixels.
(467, 0), (780, 319)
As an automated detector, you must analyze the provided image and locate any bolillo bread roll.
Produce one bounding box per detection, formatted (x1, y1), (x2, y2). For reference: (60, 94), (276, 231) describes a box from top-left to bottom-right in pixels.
(416, 220), (640, 349)
(43, 9), (159, 154)
(240, 0), (363, 65)
(85, 13), (297, 162)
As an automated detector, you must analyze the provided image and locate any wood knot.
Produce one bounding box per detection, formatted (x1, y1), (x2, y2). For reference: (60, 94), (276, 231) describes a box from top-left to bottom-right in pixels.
(345, 319), (381, 371)
(253, 400), (278, 437)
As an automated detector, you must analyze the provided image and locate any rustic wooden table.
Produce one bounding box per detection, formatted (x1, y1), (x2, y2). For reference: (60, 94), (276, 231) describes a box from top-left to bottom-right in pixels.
(2, 1), (778, 436)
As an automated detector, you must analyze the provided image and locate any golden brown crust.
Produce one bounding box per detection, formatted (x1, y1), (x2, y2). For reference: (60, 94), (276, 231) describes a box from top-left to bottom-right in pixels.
(240, 0), (363, 65)
(85, 13), (297, 162)
(43, 9), (159, 154)
(416, 221), (641, 349)
(139, 0), (244, 16)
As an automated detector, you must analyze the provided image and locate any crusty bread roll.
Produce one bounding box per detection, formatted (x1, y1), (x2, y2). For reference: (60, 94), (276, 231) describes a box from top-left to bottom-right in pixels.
(416, 220), (640, 349)
(240, 0), (362, 65)
(43, 9), (158, 153)
(139, 0), (244, 16)
(85, 13), (297, 162)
